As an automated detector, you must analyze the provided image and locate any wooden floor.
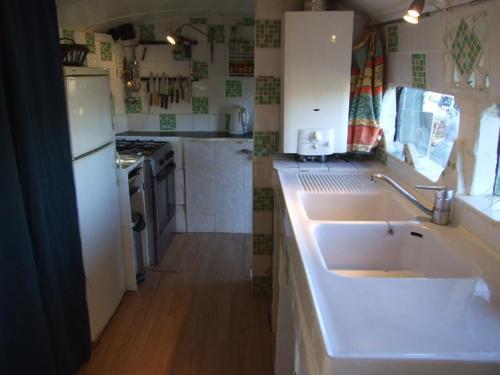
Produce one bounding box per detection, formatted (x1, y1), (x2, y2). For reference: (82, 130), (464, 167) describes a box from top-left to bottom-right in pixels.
(80, 233), (274, 375)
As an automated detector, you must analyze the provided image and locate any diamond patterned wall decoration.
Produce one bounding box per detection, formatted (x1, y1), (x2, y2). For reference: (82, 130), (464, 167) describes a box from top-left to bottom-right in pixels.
(387, 25), (398, 52)
(256, 20), (281, 48)
(254, 131), (279, 157)
(160, 114), (176, 131)
(255, 76), (280, 105)
(139, 24), (155, 43)
(412, 53), (426, 89)
(451, 19), (482, 78)
(125, 97), (142, 113)
(192, 97), (209, 114)
(100, 41), (112, 61)
(225, 80), (242, 97)
(85, 33), (96, 53)
(193, 61), (208, 80)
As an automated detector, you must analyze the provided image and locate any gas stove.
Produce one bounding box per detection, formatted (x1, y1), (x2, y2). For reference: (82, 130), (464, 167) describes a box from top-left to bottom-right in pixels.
(116, 140), (173, 172)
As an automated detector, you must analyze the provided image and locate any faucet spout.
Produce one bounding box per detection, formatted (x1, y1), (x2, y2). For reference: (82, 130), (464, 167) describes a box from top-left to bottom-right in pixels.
(371, 173), (433, 217)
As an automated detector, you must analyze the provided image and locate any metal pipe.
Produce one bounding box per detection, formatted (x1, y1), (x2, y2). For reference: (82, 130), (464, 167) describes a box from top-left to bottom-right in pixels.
(371, 173), (433, 216)
(371, 0), (496, 28)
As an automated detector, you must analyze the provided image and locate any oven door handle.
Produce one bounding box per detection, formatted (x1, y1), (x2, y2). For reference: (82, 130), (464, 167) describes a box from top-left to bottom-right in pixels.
(153, 163), (176, 180)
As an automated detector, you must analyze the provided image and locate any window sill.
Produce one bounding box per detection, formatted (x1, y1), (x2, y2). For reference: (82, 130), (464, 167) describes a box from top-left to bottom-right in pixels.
(456, 195), (500, 223)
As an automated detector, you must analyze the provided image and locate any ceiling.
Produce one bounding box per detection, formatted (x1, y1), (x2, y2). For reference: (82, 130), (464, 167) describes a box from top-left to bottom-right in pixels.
(56, 0), (473, 30)
(57, 0), (255, 30)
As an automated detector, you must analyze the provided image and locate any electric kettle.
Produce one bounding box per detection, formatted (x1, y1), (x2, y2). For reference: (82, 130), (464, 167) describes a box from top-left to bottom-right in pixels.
(229, 106), (248, 135)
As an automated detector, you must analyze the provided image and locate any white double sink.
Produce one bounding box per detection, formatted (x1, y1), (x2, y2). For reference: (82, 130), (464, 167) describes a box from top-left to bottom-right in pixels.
(301, 191), (478, 279)
(279, 172), (500, 373)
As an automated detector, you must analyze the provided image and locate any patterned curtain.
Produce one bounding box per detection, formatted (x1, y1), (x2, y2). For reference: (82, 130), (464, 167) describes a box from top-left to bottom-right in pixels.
(347, 31), (384, 152)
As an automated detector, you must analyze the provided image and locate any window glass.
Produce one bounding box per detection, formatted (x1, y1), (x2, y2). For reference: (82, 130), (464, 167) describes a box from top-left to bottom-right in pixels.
(390, 87), (460, 181)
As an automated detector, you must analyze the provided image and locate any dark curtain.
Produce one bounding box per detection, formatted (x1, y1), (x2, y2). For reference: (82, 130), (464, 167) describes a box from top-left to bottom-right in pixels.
(0, 0), (91, 374)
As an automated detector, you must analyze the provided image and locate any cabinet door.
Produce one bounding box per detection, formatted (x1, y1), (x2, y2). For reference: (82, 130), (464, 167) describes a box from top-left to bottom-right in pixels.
(282, 11), (354, 154)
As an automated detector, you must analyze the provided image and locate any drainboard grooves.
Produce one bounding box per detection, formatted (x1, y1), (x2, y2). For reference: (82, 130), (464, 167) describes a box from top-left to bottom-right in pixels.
(298, 173), (378, 193)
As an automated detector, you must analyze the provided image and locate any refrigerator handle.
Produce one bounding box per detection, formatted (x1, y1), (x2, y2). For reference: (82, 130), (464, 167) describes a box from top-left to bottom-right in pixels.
(114, 151), (120, 187)
(110, 93), (116, 132)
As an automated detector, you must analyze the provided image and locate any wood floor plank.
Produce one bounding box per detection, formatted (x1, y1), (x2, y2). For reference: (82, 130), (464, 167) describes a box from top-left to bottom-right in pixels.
(79, 233), (273, 375)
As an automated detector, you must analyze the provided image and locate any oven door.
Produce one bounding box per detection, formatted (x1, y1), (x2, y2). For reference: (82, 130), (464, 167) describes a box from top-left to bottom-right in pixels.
(153, 161), (176, 235)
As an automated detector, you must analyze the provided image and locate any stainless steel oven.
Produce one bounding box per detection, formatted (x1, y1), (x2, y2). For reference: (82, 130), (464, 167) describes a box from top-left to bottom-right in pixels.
(117, 140), (176, 265)
(142, 146), (176, 265)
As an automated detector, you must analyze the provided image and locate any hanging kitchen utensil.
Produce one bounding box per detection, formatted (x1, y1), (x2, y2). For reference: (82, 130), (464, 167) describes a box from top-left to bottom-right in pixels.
(175, 75), (180, 104)
(149, 73), (154, 109)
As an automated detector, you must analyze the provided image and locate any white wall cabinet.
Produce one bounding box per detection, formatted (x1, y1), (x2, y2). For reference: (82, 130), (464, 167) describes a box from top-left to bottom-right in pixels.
(184, 140), (253, 233)
(281, 11), (354, 154)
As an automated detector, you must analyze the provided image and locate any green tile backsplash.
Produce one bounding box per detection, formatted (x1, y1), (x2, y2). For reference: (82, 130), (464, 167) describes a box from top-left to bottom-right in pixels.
(85, 33), (96, 53)
(387, 25), (398, 52)
(253, 234), (273, 255)
(192, 97), (209, 114)
(190, 17), (207, 25)
(412, 53), (426, 89)
(139, 24), (155, 43)
(256, 20), (281, 48)
(160, 114), (176, 131)
(208, 25), (225, 43)
(255, 76), (280, 105)
(62, 29), (74, 41)
(193, 61), (208, 80)
(252, 276), (272, 295)
(125, 97), (142, 113)
(253, 188), (274, 211)
(225, 80), (242, 97)
(224, 114), (231, 132)
(254, 131), (279, 157)
(100, 41), (112, 61)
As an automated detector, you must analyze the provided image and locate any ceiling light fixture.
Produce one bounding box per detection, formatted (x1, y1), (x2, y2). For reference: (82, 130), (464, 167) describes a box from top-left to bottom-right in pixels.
(403, 0), (425, 24)
(165, 23), (214, 62)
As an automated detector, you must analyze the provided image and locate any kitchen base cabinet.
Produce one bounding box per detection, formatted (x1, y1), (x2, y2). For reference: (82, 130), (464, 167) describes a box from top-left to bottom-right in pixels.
(184, 139), (253, 233)
(273, 176), (323, 375)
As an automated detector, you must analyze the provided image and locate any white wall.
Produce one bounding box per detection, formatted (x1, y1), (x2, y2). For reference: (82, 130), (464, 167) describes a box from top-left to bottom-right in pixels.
(384, 1), (500, 253)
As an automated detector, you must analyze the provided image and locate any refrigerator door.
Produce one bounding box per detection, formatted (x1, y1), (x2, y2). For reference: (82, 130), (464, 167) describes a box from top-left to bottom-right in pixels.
(73, 142), (125, 341)
(66, 74), (114, 159)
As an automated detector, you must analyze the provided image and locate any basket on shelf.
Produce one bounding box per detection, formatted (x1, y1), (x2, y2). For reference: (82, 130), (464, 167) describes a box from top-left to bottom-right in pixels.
(60, 38), (89, 66)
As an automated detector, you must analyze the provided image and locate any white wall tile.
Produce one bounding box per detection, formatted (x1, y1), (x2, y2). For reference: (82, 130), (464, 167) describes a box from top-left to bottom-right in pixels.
(176, 114), (193, 132)
(254, 105), (280, 132)
(184, 141), (214, 166)
(127, 114), (144, 131)
(143, 114), (160, 131)
(214, 166), (244, 192)
(255, 49), (281, 77)
(176, 205), (187, 232)
(192, 114), (211, 131)
(187, 212), (215, 232)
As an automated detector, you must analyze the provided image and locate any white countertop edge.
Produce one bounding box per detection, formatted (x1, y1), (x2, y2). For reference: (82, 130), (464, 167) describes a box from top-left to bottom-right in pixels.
(277, 170), (500, 364)
(116, 135), (253, 143)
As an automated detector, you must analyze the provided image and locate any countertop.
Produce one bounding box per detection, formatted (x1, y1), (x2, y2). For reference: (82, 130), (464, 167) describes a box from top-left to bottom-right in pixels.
(116, 131), (253, 140)
(277, 169), (500, 372)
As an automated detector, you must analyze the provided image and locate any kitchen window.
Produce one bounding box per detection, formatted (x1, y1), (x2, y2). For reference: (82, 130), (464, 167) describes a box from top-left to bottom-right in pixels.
(384, 87), (460, 182)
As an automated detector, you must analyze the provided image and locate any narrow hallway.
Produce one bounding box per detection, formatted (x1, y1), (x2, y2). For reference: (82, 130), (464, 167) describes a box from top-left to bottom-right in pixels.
(80, 234), (273, 375)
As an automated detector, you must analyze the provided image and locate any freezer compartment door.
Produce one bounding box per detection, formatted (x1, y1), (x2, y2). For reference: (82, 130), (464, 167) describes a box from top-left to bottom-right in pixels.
(73, 143), (125, 342)
(66, 75), (114, 158)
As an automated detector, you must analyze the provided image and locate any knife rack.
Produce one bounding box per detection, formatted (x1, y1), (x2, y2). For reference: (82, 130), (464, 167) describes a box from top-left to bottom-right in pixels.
(140, 75), (194, 109)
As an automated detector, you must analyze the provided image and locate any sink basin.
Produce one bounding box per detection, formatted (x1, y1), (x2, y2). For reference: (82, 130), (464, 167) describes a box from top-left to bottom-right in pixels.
(313, 223), (478, 278)
(300, 192), (416, 221)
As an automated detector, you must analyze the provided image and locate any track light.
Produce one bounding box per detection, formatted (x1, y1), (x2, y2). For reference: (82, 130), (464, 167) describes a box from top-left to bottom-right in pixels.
(404, 0), (425, 24)
(166, 34), (176, 45)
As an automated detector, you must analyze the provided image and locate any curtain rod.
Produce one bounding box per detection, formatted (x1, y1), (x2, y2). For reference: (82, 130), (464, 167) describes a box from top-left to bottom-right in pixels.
(371, 0), (496, 28)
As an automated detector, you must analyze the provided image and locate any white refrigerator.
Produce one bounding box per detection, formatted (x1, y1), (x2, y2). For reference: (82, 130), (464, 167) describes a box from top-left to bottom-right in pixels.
(64, 67), (125, 342)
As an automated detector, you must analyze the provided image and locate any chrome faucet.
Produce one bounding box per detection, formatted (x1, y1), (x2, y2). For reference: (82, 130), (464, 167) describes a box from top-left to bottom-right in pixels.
(371, 173), (454, 225)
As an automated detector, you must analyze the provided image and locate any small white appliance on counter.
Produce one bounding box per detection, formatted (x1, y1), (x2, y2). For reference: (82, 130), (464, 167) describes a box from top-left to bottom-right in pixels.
(281, 11), (353, 155)
(64, 67), (125, 342)
(229, 106), (248, 135)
